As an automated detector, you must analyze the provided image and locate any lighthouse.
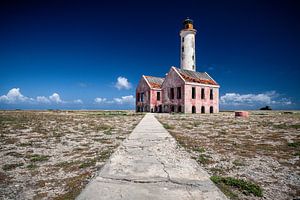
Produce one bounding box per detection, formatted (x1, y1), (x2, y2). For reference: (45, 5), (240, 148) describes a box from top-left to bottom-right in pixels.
(180, 18), (197, 71)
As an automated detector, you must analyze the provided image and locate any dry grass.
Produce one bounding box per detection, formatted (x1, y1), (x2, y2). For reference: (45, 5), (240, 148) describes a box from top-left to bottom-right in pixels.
(0, 110), (143, 199)
(156, 111), (300, 200)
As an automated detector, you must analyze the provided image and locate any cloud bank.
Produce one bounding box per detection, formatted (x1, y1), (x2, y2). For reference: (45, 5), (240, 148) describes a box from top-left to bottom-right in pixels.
(220, 91), (292, 107)
(0, 88), (82, 105)
(94, 95), (135, 105)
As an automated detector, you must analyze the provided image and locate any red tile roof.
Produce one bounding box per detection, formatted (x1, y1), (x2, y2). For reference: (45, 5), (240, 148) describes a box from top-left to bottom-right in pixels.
(176, 68), (218, 85)
(144, 76), (164, 89)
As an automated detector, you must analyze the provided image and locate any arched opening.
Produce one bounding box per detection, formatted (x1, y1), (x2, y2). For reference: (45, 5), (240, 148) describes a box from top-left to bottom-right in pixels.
(159, 105), (162, 113)
(192, 106), (196, 114)
(171, 105), (175, 113)
(201, 106), (205, 114)
(178, 105), (182, 113)
(137, 106), (140, 112)
(210, 106), (213, 113)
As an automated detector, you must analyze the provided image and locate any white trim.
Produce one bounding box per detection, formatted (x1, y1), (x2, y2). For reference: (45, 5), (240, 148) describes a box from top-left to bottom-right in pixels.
(204, 72), (219, 86)
(185, 82), (220, 88)
(151, 88), (162, 91)
(172, 66), (186, 83)
(142, 75), (152, 89)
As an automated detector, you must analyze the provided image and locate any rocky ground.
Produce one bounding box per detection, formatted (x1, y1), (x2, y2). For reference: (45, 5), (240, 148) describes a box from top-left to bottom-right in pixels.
(0, 110), (144, 200)
(156, 111), (300, 200)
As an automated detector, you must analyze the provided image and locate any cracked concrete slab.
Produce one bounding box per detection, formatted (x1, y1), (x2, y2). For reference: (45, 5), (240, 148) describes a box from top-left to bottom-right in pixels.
(77, 113), (227, 200)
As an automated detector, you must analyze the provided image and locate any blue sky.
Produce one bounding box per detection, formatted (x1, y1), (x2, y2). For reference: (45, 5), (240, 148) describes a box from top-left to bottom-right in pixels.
(0, 0), (299, 110)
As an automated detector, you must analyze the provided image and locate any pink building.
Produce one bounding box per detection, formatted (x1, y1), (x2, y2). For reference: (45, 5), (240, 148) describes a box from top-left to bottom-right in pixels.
(136, 18), (220, 113)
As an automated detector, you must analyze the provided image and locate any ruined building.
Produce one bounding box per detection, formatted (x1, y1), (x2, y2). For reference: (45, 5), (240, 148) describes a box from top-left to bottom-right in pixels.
(136, 18), (220, 113)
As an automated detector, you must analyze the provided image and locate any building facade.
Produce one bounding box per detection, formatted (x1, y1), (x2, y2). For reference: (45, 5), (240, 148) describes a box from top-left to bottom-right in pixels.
(136, 18), (220, 113)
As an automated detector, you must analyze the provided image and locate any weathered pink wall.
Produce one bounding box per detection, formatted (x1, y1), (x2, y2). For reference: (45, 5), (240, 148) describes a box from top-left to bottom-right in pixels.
(161, 68), (185, 112)
(136, 77), (151, 112)
(184, 84), (219, 113)
(150, 89), (162, 110)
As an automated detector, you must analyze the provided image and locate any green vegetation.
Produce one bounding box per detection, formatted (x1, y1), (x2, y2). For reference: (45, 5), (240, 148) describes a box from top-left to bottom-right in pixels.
(79, 160), (96, 169)
(294, 152), (300, 156)
(19, 142), (33, 147)
(53, 172), (91, 200)
(274, 124), (300, 129)
(27, 163), (38, 170)
(233, 159), (246, 166)
(211, 176), (263, 197)
(96, 124), (112, 131)
(197, 154), (210, 164)
(103, 129), (113, 135)
(287, 142), (300, 148)
(98, 149), (112, 160)
(162, 123), (175, 130)
(5, 151), (23, 158)
(29, 154), (49, 162)
(193, 146), (205, 153)
(3, 163), (24, 171)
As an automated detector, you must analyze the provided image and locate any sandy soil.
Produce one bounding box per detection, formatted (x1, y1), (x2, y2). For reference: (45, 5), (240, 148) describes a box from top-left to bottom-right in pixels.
(156, 111), (300, 200)
(0, 110), (143, 200)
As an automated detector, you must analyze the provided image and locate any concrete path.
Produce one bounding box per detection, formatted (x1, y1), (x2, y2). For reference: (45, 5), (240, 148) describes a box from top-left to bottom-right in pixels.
(77, 113), (227, 200)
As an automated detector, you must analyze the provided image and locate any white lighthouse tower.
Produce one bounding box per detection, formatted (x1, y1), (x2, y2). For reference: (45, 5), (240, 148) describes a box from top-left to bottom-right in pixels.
(180, 18), (197, 71)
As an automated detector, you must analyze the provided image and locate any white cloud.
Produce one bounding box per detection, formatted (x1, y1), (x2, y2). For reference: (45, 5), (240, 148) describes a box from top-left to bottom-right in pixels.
(36, 93), (65, 104)
(0, 88), (32, 104)
(0, 88), (82, 105)
(49, 93), (63, 103)
(74, 99), (83, 104)
(94, 97), (107, 104)
(220, 91), (292, 106)
(94, 95), (135, 105)
(115, 76), (131, 90)
(36, 96), (51, 104)
(113, 95), (135, 104)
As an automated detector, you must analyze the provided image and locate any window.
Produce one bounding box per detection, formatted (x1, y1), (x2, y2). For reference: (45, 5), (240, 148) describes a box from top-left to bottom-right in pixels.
(157, 91), (160, 101)
(192, 87), (196, 99)
(137, 93), (140, 102)
(170, 88), (174, 99)
(210, 106), (214, 113)
(182, 37), (184, 43)
(177, 87), (181, 99)
(201, 106), (205, 113)
(192, 55), (194, 60)
(192, 106), (196, 113)
(182, 46), (184, 52)
(201, 88), (205, 99)
(171, 105), (175, 112)
(178, 105), (182, 113)
(210, 89), (213, 100)
(141, 93), (144, 102)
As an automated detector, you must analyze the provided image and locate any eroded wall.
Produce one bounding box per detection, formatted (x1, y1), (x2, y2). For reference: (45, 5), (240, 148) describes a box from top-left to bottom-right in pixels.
(136, 77), (150, 112)
(161, 68), (185, 112)
(184, 84), (219, 113)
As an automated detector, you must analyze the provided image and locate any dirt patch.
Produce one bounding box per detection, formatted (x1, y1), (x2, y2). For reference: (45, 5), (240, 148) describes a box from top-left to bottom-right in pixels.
(0, 110), (143, 199)
(156, 111), (300, 200)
